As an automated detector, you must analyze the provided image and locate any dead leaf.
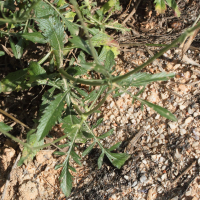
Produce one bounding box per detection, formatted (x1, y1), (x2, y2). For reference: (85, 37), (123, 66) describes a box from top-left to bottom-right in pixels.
(181, 27), (200, 57)
(182, 55), (200, 67)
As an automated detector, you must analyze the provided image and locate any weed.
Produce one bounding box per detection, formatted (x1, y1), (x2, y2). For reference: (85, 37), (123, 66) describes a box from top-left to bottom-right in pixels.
(0, 0), (199, 197)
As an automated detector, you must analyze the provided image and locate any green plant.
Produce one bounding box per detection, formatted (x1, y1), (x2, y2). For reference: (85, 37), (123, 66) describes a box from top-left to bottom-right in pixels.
(154, 0), (181, 16)
(0, 0), (200, 197)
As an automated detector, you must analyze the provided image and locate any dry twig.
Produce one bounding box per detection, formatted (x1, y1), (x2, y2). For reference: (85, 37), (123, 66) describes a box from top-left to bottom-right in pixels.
(171, 160), (197, 186)
(122, 0), (142, 25)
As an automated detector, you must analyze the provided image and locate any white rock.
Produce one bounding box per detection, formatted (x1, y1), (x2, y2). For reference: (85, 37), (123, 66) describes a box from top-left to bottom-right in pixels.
(185, 117), (193, 124)
(192, 141), (199, 147)
(188, 107), (194, 114)
(179, 104), (187, 110)
(142, 159), (147, 165)
(159, 157), (165, 163)
(171, 196), (178, 200)
(157, 186), (163, 193)
(161, 173), (167, 181)
(175, 149), (182, 160)
(168, 122), (178, 129)
(132, 181), (138, 187)
(193, 112), (199, 117)
(180, 129), (186, 135)
(155, 114), (160, 119)
(140, 175), (147, 183)
(152, 142), (158, 147)
(124, 175), (129, 180)
(160, 134), (165, 139)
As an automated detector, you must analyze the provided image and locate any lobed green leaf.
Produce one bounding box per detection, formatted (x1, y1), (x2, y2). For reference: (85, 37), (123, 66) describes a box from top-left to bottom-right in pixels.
(141, 99), (177, 121)
(82, 142), (96, 157)
(0, 122), (12, 132)
(36, 91), (69, 141)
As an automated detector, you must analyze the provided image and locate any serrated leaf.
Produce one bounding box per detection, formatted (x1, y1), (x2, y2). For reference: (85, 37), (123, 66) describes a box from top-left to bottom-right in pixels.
(75, 88), (88, 97)
(0, 69), (28, 93)
(60, 161), (73, 197)
(82, 131), (93, 138)
(71, 149), (82, 165)
(67, 66), (88, 76)
(85, 90), (99, 103)
(28, 61), (46, 77)
(69, 36), (92, 55)
(104, 50), (115, 71)
(37, 16), (65, 68)
(38, 87), (55, 118)
(92, 118), (103, 129)
(62, 106), (86, 143)
(21, 32), (47, 44)
(68, 165), (76, 172)
(108, 142), (121, 151)
(88, 27), (100, 35)
(98, 129), (114, 139)
(82, 142), (96, 157)
(90, 31), (114, 47)
(118, 72), (175, 87)
(98, 151), (105, 169)
(60, 126), (80, 196)
(141, 99), (177, 121)
(53, 151), (66, 156)
(36, 91), (69, 141)
(35, 1), (55, 18)
(136, 86), (146, 96)
(15, 38), (25, 59)
(0, 122), (12, 132)
(55, 164), (63, 170)
(105, 152), (130, 169)
(154, 0), (166, 14)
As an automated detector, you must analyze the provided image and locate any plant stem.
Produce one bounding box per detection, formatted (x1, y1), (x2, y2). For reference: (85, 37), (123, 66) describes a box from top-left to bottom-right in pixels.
(59, 68), (107, 85)
(61, 21), (200, 86)
(84, 88), (112, 116)
(88, 86), (107, 110)
(1, 129), (31, 149)
(112, 23), (200, 82)
(0, 108), (30, 129)
(69, 0), (99, 64)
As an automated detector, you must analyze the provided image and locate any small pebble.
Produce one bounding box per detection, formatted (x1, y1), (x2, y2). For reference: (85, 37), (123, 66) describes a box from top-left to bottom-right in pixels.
(171, 196), (178, 200)
(188, 107), (194, 114)
(180, 129), (186, 135)
(152, 142), (158, 147)
(124, 175), (129, 180)
(140, 175), (147, 183)
(157, 186), (163, 193)
(168, 122), (178, 129)
(192, 141), (199, 148)
(185, 117), (193, 124)
(132, 181), (138, 187)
